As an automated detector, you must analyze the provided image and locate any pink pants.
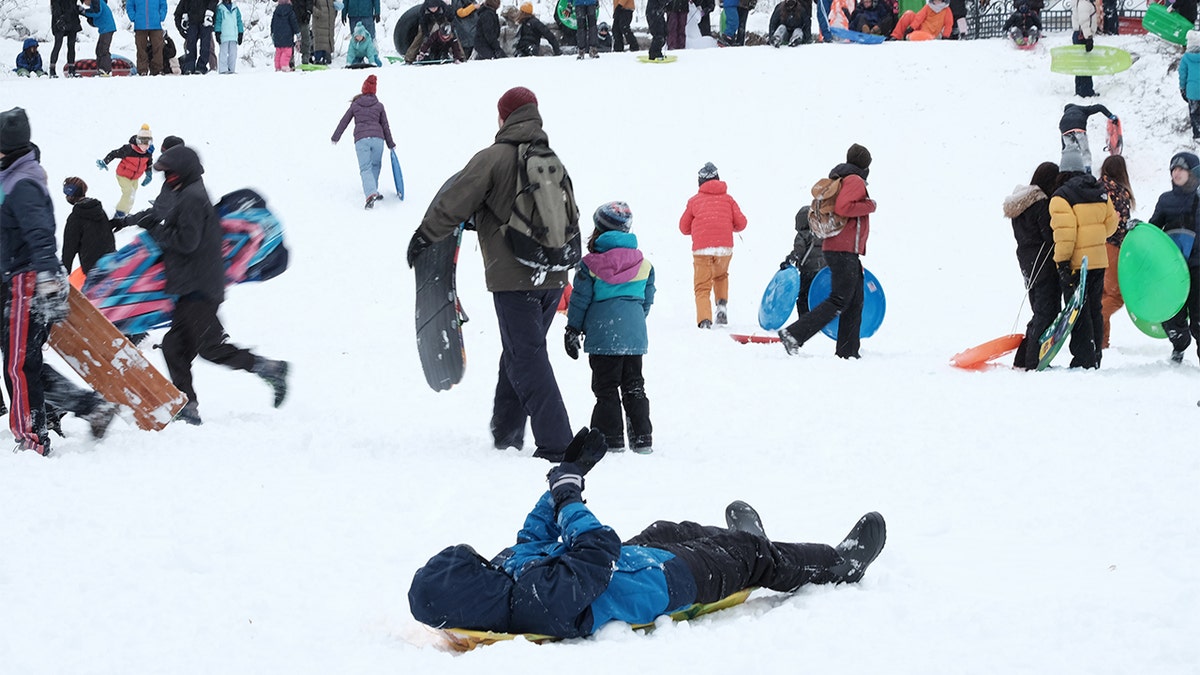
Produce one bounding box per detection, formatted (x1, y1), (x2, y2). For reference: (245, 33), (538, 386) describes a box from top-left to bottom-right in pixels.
(274, 47), (293, 71)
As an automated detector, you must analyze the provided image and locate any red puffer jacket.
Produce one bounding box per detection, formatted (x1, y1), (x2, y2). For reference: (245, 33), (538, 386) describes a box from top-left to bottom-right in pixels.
(822, 171), (875, 255)
(678, 180), (748, 251)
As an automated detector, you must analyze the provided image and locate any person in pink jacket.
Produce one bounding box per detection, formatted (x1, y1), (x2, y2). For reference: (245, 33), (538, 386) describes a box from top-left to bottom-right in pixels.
(679, 162), (747, 328)
(779, 144), (876, 359)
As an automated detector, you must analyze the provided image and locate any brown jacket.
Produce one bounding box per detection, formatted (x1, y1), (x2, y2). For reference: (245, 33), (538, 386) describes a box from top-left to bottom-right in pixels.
(1049, 175), (1119, 271)
(417, 103), (571, 292)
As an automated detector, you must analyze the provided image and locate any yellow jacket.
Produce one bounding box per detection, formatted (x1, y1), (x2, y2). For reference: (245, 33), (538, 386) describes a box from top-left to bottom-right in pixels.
(1049, 176), (1119, 270)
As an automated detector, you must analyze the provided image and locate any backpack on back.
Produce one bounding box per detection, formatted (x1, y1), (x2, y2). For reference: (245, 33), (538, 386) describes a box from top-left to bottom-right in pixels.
(503, 141), (581, 281)
(808, 176), (848, 239)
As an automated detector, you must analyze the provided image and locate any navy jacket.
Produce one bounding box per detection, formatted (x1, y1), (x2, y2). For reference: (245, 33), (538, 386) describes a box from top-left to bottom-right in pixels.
(271, 3), (301, 46)
(0, 149), (62, 281)
(409, 493), (696, 638)
(1149, 183), (1200, 268)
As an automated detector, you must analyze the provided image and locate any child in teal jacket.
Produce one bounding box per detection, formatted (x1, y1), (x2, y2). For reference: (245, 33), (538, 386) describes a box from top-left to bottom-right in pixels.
(346, 21), (382, 67)
(1180, 30), (1200, 140)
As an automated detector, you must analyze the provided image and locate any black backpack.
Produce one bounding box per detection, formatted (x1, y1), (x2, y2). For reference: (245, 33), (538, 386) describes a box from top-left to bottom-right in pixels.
(501, 141), (581, 280)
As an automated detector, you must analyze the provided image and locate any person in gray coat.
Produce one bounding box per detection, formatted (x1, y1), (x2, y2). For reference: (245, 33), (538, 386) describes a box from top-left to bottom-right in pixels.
(451, 0), (480, 59)
(311, 0), (336, 64)
(406, 87), (575, 461)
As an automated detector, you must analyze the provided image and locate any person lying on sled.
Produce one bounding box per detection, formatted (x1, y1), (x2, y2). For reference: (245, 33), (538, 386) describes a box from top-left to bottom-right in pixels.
(408, 428), (887, 639)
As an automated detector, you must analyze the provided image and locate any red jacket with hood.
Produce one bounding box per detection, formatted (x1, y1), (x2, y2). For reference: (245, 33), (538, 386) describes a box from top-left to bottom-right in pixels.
(678, 179), (748, 251)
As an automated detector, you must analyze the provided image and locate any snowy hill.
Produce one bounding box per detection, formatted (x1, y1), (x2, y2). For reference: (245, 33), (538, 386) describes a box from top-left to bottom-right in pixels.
(2, 21), (1199, 675)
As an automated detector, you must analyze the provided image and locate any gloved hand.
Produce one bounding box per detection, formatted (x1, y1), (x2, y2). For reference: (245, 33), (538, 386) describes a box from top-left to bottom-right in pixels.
(1084, 36), (1094, 52)
(334, 0), (344, 11)
(562, 427), (608, 475)
(181, 14), (189, 31)
(203, 9), (214, 27)
(340, 13), (348, 24)
(779, 257), (795, 271)
(141, 171), (152, 186)
(564, 325), (582, 360)
(406, 231), (432, 268)
(1056, 261), (1076, 301)
(237, 33), (243, 45)
(110, 215), (128, 232)
(373, 13), (380, 22)
(95, 159), (107, 170)
(33, 268), (70, 325)
(1109, 115), (1119, 123)
(547, 463), (585, 513)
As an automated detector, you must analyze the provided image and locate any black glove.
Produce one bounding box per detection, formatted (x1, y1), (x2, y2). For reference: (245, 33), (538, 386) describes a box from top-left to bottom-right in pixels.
(373, 13), (380, 22)
(110, 216), (128, 232)
(237, 33), (243, 45)
(564, 325), (582, 360)
(33, 268), (70, 325)
(562, 427), (608, 475)
(406, 231), (432, 268)
(1084, 36), (1094, 52)
(1109, 115), (1119, 124)
(1056, 261), (1076, 300)
(547, 463), (585, 512)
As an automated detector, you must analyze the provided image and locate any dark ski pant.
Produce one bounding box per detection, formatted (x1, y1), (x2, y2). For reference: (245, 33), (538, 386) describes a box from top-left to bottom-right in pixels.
(575, 4), (599, 51)
(51, 32), (77, 71)
(95, 32), (113, 74)
(795, 268), (820, 318)
(647, 9), (667, 59)
(181, 24), (214, 74)
(624, 520), (840, 604)
(782, 251), (863, 358)
(1014, 261), (1062, 370)
(1165, 267), (1200, 356)
(2, 273), (51, 452)
(588, 354), (651, 451)
(491, 290), (573, 457)
(1072, 31), (1096, 97)
(1068, 269), (1105, 369)
(1188, 100), (1200, 139)
(612, 6), (639, 51)
(162, 294), (257, 407)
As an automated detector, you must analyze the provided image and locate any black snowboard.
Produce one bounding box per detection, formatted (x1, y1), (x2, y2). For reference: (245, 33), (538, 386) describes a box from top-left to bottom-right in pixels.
(414, 224), (467, 391)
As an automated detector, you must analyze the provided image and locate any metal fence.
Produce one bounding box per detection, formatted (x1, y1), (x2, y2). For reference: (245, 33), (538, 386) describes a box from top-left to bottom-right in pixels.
(967, 0), (1154, 39)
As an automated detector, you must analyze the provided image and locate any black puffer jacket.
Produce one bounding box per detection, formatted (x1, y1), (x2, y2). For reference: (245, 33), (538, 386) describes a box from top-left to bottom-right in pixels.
(52, 0), (82, 36)
(473, 2), (504, 58)
(1004, 184), (1054, 282)
(143, 146), (225, 301)
(62, 197), (115, 274)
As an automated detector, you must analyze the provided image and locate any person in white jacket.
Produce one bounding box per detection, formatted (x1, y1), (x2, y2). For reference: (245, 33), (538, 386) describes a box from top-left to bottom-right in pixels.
(1071, 0), (1101, 97)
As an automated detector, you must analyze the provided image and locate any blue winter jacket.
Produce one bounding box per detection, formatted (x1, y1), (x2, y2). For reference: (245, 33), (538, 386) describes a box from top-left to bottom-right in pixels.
(126, 0), (168, 30)
(214, 2), (244, 42)
(15, 39), (43, 73)
(566, 231), (655, 355)
(0, 151), (64, 281)
(271, 3), (301, 46)
(341, 0), (380, 20)
(409, 493), (696, 638)
(1180, 52), (1200, 100)
(83, 0), (117, 35)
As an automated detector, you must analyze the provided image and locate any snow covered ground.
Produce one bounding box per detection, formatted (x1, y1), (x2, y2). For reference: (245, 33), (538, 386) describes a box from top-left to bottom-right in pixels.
(2, 14), (1199, 675)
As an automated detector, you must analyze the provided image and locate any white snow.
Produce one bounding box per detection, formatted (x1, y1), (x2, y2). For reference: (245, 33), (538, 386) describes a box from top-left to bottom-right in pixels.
(2, 17), (1199, 675)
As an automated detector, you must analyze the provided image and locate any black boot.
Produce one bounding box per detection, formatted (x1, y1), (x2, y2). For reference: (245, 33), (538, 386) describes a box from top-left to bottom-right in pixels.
(176, 401), (202, 426)
(827, 512), (886, 583)
(252, 357), (289, 408)
(725, 500), (767, 539)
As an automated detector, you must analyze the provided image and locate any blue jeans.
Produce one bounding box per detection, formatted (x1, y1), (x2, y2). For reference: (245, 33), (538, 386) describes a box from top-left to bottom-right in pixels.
(354, 137), (384, 198)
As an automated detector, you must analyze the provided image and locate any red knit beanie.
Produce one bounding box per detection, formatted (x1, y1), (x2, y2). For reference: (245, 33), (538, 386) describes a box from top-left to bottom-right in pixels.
(497, 87), (537, 122)
(362, 75), (377, 95)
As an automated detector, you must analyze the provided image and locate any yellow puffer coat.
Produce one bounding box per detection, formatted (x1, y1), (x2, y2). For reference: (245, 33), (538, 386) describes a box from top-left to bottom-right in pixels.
(1049, 176), (1119, 271)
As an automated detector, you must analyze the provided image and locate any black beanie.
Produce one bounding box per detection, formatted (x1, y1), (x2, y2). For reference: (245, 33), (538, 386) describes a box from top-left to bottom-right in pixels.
(0, 107), (32, 154)
(162, 135), (185, 152)
(846, 143), (872, 170)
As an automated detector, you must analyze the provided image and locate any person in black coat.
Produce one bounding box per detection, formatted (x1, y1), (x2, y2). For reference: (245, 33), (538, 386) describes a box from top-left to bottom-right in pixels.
(175, 0), (218, 75)
(123, 146), (289, 425)
(513, 4), (562, 56)
(1004, 162), (1061, 370)
(779, 206), (826, 319)
(60, 176), (114, 275)
(768, 0), (810, 46)
(49, 0), (82, 77)
(1148, 152), (1200, 363)
(473, 0), (505, 58)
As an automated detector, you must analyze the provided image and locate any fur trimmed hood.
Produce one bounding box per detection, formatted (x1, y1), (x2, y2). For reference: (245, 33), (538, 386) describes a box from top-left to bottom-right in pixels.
(1003, 184), (1047, 219)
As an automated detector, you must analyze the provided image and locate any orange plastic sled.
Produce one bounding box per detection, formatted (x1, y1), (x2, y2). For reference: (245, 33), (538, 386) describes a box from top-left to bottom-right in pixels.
(950, 333), (1024, 369)
(69, 267), (85, 290)
(907, 30), (935, 41)
(731, 333), (782, 344)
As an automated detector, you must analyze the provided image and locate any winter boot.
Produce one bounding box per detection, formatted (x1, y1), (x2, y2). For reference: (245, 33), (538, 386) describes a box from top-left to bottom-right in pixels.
(725, 500), (767, 539)
(589, 46), (598, 58)
(715, 300), (728, 325)
(252, 357), (289, 408)
(698, 319), (712, 329)
(365, 193), (383, 209)
(630, 433), (652, 455)
(85, 401), (119, 439)
(176, 401), (202, 426)
(50, 66), (58, 78)
(827, 512), (886, 583)
(1172, 349), (1185, 364)
(778, 329), (801, 355)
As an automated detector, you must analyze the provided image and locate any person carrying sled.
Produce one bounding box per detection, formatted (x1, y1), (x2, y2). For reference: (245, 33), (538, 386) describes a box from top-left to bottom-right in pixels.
(890, 0), (952, 40)
(1058, 103), (1117, 177)
(97, 124), (154, 218)
(1002, 0), (1041, 46)
(347, 21), (384, 66)
(769, 0), (811, 47)
(409, 429), (887, 639)
(779, 205), (826, 320)
(405, 87), (576, 461)
(60, 177), (115, 275)
(0, 108), (119, 456)
(1097, 155), (1134, 350)
(1148, 152), (1200, 364)
(679, 162), (748, 329)
(513, 2), (562, 56)
(118, 145), (289, 425)
(14, 38), (46, 77)
(779, 144), (876, 359)
(1070, 0), (1100, 97)
(564, 203), (656, 454)
(1048, 155), (1119, 369)
(847, 0), (893, 37)
(473, 0), (505, 58)
(1004, 161), (1061, 371)
(331, 75), (395, 208)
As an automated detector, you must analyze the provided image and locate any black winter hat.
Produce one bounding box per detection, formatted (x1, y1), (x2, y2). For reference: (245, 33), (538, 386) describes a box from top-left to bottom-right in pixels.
(0, 107), (32, 154)
(161, 135), (185, 152)
(594, 201), (633, 232)
(698, 161), (719, 184)
(846, 143), (872, 170)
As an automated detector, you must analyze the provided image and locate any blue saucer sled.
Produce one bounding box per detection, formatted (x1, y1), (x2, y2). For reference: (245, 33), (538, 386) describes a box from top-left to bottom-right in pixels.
(758, 266), (801, 330)
(807, 266), (886, 339)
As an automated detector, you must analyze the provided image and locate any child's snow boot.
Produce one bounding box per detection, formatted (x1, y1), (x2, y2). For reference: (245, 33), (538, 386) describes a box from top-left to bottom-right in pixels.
(827, 512), (886, 583)
(725, 500), (767, 539)
(252, 357), (290, 408)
